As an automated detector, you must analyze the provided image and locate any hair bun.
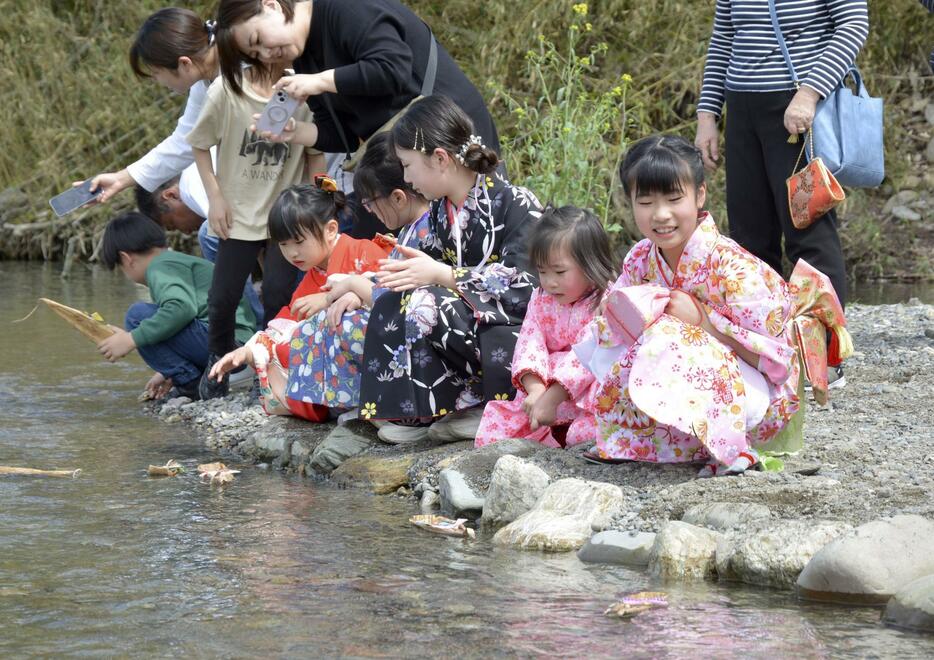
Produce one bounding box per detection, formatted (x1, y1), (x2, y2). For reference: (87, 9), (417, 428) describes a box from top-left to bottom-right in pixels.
(462, 143), (499, 175)
(332, 189), (347, 212)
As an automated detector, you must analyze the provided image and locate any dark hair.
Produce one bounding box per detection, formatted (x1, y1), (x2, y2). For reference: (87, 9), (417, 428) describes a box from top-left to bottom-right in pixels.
(100, 212), (167, 270)
(353, 133), (422, 203)
(129, 8), (213, 78)
(216, 0), (296, 96)
(529, 206), (618, 304)
(268, 183), (346, 243)
(391, 95), (499, 175)
(134, 178), (179, 225)
(619, 134), (705, 199)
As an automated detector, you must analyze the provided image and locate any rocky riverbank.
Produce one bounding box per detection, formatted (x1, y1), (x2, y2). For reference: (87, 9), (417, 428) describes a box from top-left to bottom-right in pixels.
(149, 301), (934, 632)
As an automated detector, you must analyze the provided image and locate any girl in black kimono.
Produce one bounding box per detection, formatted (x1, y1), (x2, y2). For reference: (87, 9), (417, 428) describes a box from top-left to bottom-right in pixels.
(358, 95), (542, 443)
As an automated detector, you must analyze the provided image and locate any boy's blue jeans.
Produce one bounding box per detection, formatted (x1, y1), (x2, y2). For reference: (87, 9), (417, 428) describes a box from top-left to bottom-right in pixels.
(198, 221), (264, 328)
(125, 302), (209, 386)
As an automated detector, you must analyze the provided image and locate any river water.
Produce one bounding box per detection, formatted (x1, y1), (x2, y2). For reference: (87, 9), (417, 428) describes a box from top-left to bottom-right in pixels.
(1, 261), (932, 657)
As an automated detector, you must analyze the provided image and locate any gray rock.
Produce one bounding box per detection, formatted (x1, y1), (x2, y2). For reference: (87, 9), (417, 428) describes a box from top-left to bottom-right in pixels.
(419, 490), (440, 512)
(308, 424), (376, 474)
(447, 438), (544, 493)
(883, 574), (934, 633)
(716, 520), (851, 588)
(927, 136), (934, 163)
(578, 530), (656, 566)
(892, 205), (922, 222)
(649, 521), (720, 580)
(291, 439), (312, 463)
(682, 502), (772, 531)
(797, 515), (934, 604)
(482, 455), (550, 527)
(439, 468), (485, 519)
(493, 479), (624, 552)
(882, 190), (920, 214)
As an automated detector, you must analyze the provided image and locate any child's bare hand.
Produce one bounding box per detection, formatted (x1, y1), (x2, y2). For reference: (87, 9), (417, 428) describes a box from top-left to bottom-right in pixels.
(209, 346), (252, 381)
(528, 384), (569, 431)
(665, 290), (705, 326)
(145, 372), (173, 400)
(326, 292), (362, 329)
(521, 383), (546, 418)
(376, 245), (447, 291)
(97, 327), (136, 362)
(207, 196), (233, 240)
(290, 293), (328, 319)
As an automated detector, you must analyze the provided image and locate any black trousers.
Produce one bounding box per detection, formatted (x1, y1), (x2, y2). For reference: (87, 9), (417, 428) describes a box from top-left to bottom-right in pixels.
(208, 237), (300, 355)
(725, 90), (847, 307)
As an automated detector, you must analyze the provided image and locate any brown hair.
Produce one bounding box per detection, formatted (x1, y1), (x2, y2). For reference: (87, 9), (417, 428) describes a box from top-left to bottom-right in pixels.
(215, 0), (297, 96)
(129, 8), (214, 78)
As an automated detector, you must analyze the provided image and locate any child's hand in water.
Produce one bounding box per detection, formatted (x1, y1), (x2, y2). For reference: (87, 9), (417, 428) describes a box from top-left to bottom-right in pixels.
(97, 327), (136, 362)
(377, 245), (452, 291)
(209, 346), (253, 381)
(290, 293), (328, 319)
(145, 372), (173, 400)
(665, 290), (706, 326)
(325, 292), (363, 329)
(207, 195), (233, 240)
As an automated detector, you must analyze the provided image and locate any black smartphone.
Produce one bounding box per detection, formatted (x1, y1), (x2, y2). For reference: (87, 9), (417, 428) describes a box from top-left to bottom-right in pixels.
(49, 179), (101, 217)
(255, 88), (302, 137)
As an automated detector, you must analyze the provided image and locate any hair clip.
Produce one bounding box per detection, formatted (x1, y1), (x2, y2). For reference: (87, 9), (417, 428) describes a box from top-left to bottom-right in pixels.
(413, 127), (427, 154)
(455, 134), (485, 165)
(313, 173), (338, 193)
(204, 19), (217, 45)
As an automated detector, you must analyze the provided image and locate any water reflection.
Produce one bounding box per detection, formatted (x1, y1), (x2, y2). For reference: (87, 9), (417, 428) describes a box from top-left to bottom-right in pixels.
(1, 262), (932, 656)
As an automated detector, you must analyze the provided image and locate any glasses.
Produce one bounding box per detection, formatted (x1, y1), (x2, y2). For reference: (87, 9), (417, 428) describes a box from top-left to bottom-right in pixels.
(360, 196), (385, 213)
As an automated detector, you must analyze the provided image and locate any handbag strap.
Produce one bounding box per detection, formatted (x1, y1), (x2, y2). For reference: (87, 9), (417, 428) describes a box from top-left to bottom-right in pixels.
(792, 129), (815, 174)
(767, 0), (799, 87)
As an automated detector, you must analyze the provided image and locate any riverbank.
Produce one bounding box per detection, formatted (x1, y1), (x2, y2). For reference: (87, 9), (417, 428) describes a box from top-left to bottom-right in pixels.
(149, 301), (934, 628)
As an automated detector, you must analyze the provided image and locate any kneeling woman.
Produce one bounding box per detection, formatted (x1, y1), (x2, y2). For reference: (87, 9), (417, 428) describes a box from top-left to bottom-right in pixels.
(358, 95), (543, 443)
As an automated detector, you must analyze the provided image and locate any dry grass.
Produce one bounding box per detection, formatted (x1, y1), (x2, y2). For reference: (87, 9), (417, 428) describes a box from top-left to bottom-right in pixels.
(0, 0), (931, 276)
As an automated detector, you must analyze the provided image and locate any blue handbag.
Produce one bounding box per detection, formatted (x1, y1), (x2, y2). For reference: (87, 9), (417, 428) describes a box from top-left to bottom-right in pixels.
(767, 0), (885, 188)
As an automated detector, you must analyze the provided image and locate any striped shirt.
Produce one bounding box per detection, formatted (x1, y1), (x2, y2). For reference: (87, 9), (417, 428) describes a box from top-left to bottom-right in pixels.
(699, 0), (869, 117)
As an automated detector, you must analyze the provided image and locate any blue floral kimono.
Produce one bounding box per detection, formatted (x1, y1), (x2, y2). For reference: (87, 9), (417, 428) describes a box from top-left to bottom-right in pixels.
(285, 212), (433, 409)
(357, 173), (542, 421)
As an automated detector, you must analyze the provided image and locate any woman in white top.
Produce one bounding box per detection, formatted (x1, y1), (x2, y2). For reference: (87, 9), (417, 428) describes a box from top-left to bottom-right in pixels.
(86, 8), (219, 203)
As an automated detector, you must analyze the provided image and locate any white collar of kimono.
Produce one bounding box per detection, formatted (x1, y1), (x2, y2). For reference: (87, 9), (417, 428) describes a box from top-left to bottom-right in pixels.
(448, 173), (495, 270)
(654, 211), (720, 287)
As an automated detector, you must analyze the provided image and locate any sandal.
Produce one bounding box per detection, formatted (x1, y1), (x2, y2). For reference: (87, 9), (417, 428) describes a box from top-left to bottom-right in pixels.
(582, 449), (633, 465)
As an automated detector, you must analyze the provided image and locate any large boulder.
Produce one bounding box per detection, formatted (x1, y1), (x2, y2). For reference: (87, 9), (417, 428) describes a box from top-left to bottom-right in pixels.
(308, 423), (377, 474)
(797, 515), (934, 604)
(482, 455), (551, 527)
(649, 521), (720, 580)
(330, 454), (416, 494)
(716, 520), (851, 588)
(883, 575), (934, 633)
(493, 478), (624, 552)
(578, 530), (656, 566)
(682, 502), (772, 531)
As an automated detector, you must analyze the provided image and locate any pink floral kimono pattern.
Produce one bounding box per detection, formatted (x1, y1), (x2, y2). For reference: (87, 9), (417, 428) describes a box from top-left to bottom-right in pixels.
(583, 213), (800, 465)
(475, 289), (599, 449)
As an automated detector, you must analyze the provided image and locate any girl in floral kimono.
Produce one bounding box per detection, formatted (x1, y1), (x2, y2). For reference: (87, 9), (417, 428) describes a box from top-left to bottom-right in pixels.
(283, 134), (433, 427)
(475, 206), (616, 449)
(581, 135), (801, 476)
(209, 179), (390, 421)
(357, 95), (543, 443)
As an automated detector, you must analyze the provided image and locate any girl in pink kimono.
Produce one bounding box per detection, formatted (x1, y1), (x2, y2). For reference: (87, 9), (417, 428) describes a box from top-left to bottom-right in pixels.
(580, 135), (802, 476)
(475, 206), (617, 449)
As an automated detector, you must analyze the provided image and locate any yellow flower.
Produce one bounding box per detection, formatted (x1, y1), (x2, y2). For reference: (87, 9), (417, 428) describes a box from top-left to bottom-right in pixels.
(569, 24), (579, 31)
(621, 73), (633, 84)
(611, 85), (623, 97)
(538, 34), (546, 43)
(572, 3), (588, 16)
(578, 55), (590, 66)
(585, 22), (592, 32)
(438, 408), (449, 416)
(495, 393), (511, 400)
(361, 402), (377, 419)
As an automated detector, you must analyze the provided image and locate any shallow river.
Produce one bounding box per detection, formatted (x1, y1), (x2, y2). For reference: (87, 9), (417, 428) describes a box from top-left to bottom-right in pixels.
(1, 262), (932, 657)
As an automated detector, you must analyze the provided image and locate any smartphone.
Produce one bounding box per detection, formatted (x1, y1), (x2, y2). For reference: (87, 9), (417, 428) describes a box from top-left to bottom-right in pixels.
(49, 179), (101, 217)
(255, 88), (302, 137)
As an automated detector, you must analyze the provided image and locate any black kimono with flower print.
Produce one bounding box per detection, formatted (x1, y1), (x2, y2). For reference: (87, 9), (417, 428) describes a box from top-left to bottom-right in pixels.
(358, 174), (542, 421)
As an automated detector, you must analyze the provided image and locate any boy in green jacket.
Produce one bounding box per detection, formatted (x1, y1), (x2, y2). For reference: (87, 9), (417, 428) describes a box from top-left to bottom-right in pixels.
(97, 212), (255, 400)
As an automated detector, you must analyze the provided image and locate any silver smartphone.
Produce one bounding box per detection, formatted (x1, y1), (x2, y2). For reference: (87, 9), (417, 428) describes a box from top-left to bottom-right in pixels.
(49, 179), (101, 217)
(255, 87), (302, 137)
